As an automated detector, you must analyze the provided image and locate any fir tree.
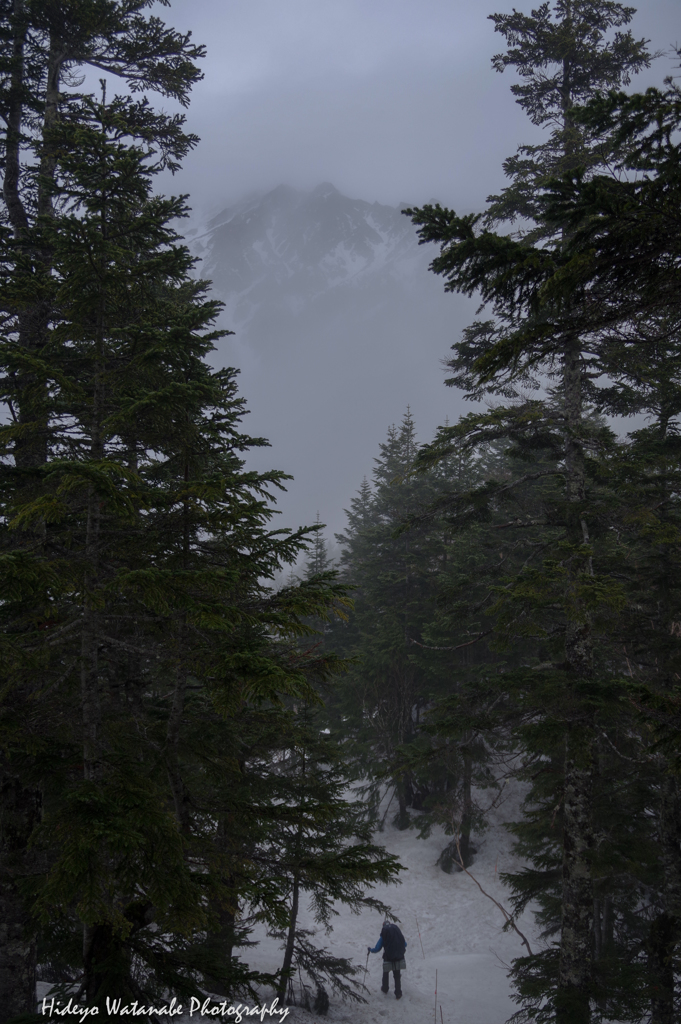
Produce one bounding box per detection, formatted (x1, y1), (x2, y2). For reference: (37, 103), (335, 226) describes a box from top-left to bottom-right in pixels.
(304, 513), (333, 579)
(404, 4), (655, 1020)
(532, 70), (681, 1024)
(260, 708), (400, 1009)
(330, 410), (506, 860)
(332, 412), (446, 828)
(0, 3), (206, 1013)
(0, 52), (356, 1019)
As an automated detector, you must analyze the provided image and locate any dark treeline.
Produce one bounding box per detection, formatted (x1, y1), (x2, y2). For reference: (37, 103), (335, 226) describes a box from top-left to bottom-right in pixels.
(2, 1), (681, 1024)
(0, 1), (398, 1019)
(327, 2), (681, 1023)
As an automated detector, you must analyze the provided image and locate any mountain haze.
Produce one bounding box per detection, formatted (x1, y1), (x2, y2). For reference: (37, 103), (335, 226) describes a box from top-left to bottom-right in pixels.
(196, 183), (422, 322)
(191, 184), (475, 542)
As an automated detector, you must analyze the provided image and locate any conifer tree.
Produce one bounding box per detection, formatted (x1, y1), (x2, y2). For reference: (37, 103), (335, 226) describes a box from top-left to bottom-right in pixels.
(260, 708), (400, 1010)
(0, 0), (204, 464)
(330, 411), (506, 862)
(304, 514), (333, 579)
(0, 31), (357, 1018)
(0, 3), (206, 1013)
(405, 4), (654, 1020)
(531, 71), (681, 1024)
(331, 412), (447, 827)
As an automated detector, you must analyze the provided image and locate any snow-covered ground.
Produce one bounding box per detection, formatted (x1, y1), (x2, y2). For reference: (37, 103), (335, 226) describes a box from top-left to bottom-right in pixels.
(254, 782), (540, 1024)
(37, 782), (542, 1024)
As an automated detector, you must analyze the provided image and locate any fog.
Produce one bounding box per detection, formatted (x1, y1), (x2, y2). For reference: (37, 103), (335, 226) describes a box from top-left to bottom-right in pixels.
(152, 0), (680, 549)
(162, 0), (678, 215)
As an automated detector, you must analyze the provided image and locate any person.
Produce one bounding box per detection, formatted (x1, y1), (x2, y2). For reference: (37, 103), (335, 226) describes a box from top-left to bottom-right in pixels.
(367, 921), (407, 999)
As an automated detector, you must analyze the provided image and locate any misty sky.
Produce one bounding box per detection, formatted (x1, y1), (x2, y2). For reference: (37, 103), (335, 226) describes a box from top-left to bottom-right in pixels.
(163, 0), (678, 216)
(153, 0), (680, 553)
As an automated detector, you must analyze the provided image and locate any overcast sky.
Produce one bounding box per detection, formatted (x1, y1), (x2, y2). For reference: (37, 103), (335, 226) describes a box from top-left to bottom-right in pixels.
(151, 0), (680, 553)
(161, 0), (679, 217)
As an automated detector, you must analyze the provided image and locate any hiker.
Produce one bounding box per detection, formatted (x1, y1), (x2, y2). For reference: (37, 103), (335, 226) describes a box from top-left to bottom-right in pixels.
(367, 921), (407, 999)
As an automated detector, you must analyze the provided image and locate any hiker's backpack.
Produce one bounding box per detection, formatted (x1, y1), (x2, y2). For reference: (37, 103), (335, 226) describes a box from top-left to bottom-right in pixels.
(381, 923), (406, 961)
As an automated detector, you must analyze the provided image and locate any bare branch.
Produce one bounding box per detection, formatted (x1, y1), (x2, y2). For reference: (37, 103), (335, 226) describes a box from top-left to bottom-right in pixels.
(408, 629), (494, 652)
(453, 837), (533, 956)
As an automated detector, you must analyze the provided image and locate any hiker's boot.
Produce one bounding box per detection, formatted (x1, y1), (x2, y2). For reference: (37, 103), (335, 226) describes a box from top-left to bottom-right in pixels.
(394, 970), (402, 999)
(381, 976), (389, 994)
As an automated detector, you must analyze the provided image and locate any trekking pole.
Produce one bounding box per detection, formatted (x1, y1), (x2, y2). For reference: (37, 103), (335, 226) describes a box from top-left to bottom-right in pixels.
(415, 914), (426, 959)
(363, 950), (370, 986)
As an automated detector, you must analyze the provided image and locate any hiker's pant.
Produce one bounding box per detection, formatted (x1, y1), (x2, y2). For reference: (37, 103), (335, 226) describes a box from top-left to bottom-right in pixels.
(381, 959), (405, 995)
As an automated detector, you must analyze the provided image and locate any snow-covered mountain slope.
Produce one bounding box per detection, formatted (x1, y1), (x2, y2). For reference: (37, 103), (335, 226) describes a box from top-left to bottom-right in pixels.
(192, 183), (423, 329)
(188, 184), (477, 541)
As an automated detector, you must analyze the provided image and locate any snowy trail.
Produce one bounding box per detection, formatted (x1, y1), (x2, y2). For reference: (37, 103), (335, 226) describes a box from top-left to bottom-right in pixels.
(231, 782), (540, 1024)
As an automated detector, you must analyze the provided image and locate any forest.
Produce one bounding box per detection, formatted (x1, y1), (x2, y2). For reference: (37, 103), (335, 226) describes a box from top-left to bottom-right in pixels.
(0, 1), (681, 1023)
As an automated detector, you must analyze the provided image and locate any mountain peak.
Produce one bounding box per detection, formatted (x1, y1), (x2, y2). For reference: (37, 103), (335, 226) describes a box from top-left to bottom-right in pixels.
(197, 184), (428, 322)
(311, 182), (340, 199)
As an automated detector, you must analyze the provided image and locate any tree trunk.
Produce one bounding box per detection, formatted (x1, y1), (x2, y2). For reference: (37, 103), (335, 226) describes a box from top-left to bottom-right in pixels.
(557, 731), (594, 1024)
(0, 12), (58, 1011)
(459, 742), (473, 867)
(0, 770), (39, 1021)
(13, 28), (61, 470)
(592, 896), (601, 962)
(167, 469), (191, 832)
(393, 775), (410, 831)
(601, 896), (612, 952)
(648, 913), (675, 1024)
(3, 0), (28, 237)
(277, 873), (300, 1004)
(81, 477), (103, 998)
(81, 231), (108, 997)
(80, 482), (102, 784)
(166, 664), (190, 834)
(438, 741), (475, 873)
(592, 893), (612, 1013)
(37, 33), (61, 219)
(648, 774), (681, 1024)
(202, 875), (237, 997)
(556, 332), (594, 1024)
(205, 906), (237, 997)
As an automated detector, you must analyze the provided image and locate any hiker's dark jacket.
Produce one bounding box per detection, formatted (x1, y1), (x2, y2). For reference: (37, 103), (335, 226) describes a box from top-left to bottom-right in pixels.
(369, 923), (407, 961)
